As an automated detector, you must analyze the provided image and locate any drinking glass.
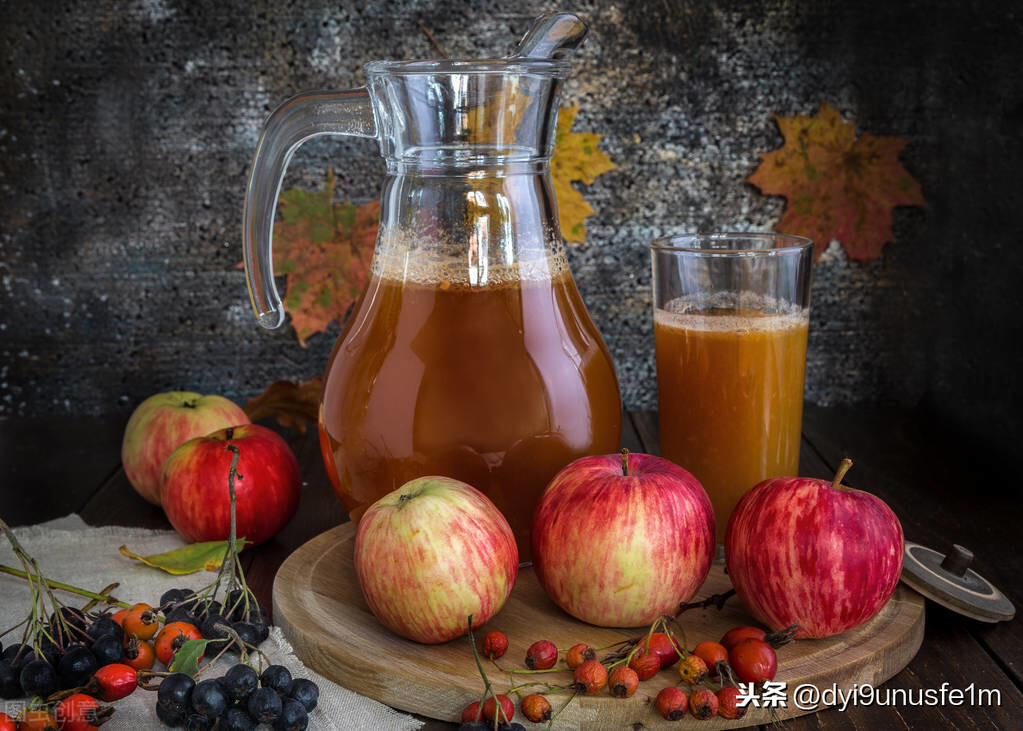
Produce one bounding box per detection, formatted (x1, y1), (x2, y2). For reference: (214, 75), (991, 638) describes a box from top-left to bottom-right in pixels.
(651, 233), (813, 543)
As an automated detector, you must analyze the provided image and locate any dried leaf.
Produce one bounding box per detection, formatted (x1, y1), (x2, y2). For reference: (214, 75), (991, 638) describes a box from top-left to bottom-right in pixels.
(748, 102), (927, 261)
(119, 539), (248, 575)
(244, 377), (322, 434)
(168, 638), (212, 675)
(551, 104), (618, 244)
(273, 168), (380, 345)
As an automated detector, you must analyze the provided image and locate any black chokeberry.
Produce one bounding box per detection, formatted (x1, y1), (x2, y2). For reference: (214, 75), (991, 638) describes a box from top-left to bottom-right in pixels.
(288, 678), (319, 712)
(0, 661), (21, 699)
(458, 723), (489, 731)
(57, 644), (98, 689)
(197, 600), (222, 619)
(1, 644), (24, 665)
(222, 663), (259, 703)
(90, 634), (124, 666)
(184, 710), (216, 730)
(156, 698), (188, 727)
(87, 617), (123, 644)
(165, 606), (199, 625)
(160, 587), (191, 607)
(191, 678), (228, 718)
(275, 697), (309, 731)
(157, 672), (196, 707)
(260, 664), (293, 696)
(220, 706), (256, 730)
(228, 622), (261, 652)
(50, 608), (88, 647)
(225, 589), (246, 618)
(199, 613), (231, 646)
(247, 687), (283, 724)
(19, 658), (57, 697)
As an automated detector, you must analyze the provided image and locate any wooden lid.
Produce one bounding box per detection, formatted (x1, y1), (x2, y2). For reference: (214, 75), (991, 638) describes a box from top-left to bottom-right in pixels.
(901, 542), (1015, 623)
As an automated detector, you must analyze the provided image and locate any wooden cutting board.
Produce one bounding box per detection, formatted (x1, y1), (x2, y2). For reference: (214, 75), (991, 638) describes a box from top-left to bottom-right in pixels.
(273, 523), (924, 729)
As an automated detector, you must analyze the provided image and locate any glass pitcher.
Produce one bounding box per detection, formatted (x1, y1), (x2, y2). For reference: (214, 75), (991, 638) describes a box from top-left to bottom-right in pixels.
(242, 15), (622, 558)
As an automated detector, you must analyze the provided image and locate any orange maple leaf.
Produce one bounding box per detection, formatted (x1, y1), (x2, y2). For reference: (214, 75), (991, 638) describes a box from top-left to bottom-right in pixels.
(272, 169), (379, 345)
(748, 102), (926, 261)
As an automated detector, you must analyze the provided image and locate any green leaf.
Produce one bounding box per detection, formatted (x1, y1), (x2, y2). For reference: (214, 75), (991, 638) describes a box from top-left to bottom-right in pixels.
(119, 539), (248, 575)
(168, 638), (212, 675)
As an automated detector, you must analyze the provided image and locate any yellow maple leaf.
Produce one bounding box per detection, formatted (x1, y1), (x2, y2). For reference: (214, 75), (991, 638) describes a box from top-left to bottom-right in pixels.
(552, 104), (617, 243)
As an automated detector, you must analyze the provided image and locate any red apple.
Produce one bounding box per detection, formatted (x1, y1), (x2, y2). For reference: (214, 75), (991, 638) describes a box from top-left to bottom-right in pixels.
(725, 459), (904, 639)
(532, 451), (715, 627)
(160, 424), (300, 546)
(354, 476), (518, 644)
(121, 392), (250, 505)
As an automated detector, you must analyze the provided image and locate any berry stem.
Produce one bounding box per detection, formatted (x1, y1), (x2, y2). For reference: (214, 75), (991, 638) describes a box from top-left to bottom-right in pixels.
(545, 689), (577, 731)
(676, 589), (735, 615)
(0, 565), (131, 609)
(466, 616), (511, 728)
(831, 458), (853, 490)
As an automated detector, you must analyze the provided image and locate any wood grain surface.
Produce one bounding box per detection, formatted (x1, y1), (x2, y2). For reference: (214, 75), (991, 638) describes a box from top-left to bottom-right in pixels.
(274, 522), (925, 729)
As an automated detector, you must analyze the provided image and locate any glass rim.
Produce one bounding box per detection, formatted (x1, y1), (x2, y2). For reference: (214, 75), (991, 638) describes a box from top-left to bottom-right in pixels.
(365, 58), (572, 77)
(650, 232), (814, 257)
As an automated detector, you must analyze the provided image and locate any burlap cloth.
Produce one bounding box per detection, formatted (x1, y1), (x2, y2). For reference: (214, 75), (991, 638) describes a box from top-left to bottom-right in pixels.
(0, 515), (423, 730)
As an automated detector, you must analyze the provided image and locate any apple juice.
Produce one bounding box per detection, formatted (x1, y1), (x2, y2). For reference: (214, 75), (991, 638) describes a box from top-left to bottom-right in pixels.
(319, 258), (621, 560)
(654, 305), (809, 543)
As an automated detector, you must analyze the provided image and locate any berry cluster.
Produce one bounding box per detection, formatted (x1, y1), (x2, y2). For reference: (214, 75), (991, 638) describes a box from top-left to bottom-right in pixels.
(457, 617), (796, 728)
(156, 663), (318, 730)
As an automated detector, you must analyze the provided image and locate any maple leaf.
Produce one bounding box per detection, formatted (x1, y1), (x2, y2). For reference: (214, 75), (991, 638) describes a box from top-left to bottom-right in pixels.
(244, 377), (322, 434)
(747, 102), (926, 261)
(272, 169), (379, 345)
(552, 104), (617, 244)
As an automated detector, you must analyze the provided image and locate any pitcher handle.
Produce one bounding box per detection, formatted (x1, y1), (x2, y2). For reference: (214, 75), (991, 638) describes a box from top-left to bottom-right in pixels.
(242, 89), (377, 328)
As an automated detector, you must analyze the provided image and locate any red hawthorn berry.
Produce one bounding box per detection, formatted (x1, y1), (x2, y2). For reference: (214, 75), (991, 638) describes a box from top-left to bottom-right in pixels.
(720, 625), (767, 651)
(565, 642), (596, 669)
(678, 654), (709, 685)
(525, 639), (558, 670)
(54, 694), (113, 731)
(520, 693), (552, 723)
(482, 694), (514, 724)
(571, 659), (608, 695)
(645, 632), (681, 669)
(628, 650), (661, 680)
(728, 638), (778, 683)
(17, 709), (58, 731)
(655, 686), (688, 720)
(608, 666), (639, 698)
(122, 602), (159, 641)
(460, 701), (482, 723)
(92, 663), (138, 702)
(692, 640), (728, 674)
(717, 686), (748, 720)
(690, 688), (719, 720)
(480, 630), (509, 660)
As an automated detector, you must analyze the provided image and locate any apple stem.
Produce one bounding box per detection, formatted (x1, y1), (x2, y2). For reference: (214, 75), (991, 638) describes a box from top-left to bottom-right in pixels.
(831, 458), (854, 490)
(620, 448), (629, 476)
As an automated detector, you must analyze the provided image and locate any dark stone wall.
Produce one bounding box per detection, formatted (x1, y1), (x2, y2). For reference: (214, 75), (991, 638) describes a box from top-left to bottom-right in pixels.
(2, 1), (1021, 463)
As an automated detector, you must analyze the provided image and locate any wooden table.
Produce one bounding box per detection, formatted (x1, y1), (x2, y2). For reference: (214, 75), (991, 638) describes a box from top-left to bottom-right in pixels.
(2, 405), (1020, 729)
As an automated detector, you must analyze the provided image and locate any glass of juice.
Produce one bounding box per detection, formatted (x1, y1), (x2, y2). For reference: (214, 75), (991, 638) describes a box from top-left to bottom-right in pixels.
(650, 233), (813, 543)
